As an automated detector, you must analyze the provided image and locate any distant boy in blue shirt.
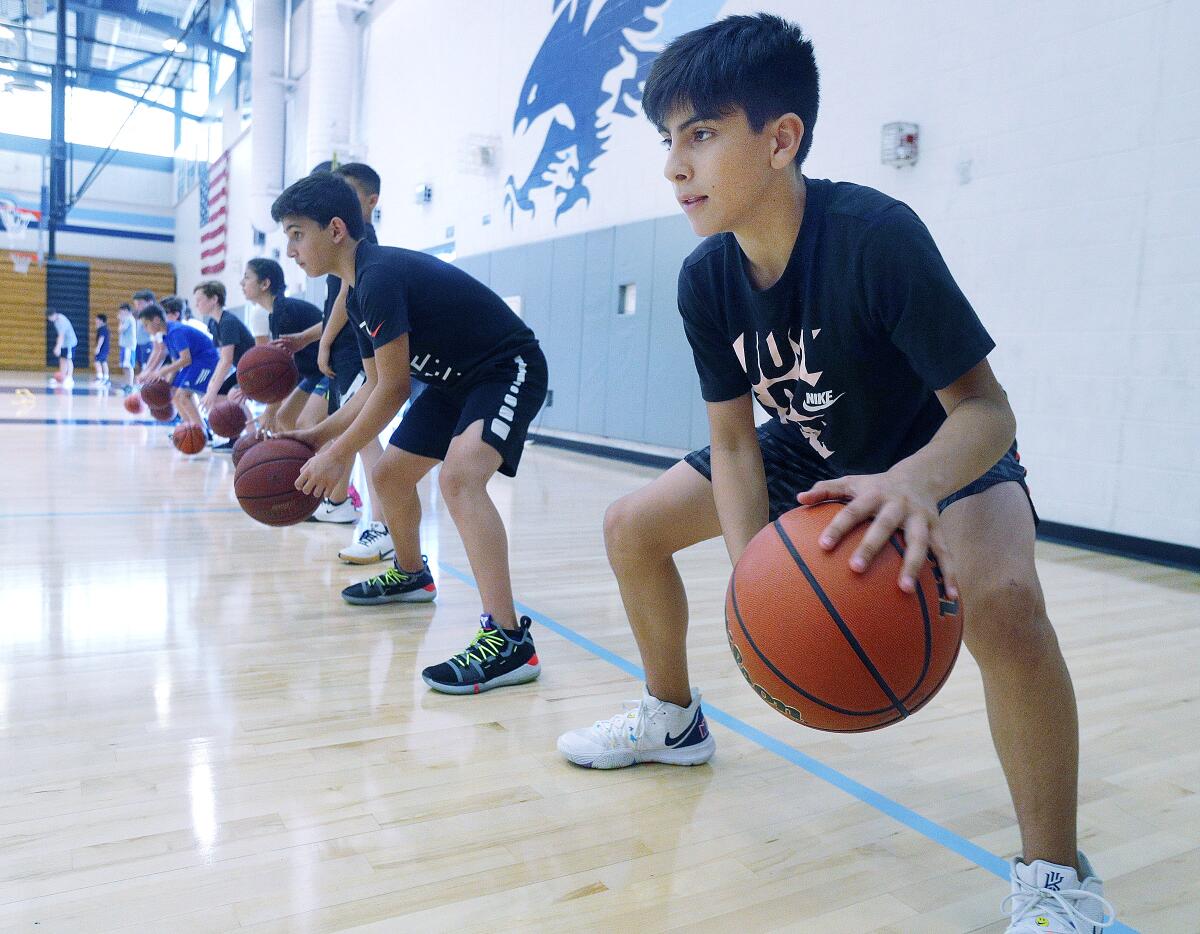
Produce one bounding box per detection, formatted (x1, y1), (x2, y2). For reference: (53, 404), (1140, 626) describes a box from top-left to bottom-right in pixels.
(93, 313), (110, 384)
(131, 289), (155, 371)
(117, 303), (137, 389)
(137, 303), (219, 428)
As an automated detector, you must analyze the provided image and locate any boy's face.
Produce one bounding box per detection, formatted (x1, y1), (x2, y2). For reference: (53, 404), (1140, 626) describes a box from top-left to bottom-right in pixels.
(132, 298), (148, 312)
(240, 266), (268, 303)
(143, 316), (165, 335)
(659, 105), (792, 238)
(283, 215), (341, 276)
(193, 289), (220, 317)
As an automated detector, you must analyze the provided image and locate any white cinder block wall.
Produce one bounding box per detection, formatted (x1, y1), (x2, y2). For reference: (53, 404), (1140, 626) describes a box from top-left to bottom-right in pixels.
(278, 0), (1200, 547)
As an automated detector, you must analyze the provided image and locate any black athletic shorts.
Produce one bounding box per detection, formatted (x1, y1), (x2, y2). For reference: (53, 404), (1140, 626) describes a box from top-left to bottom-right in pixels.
(326, 353), (366, 415)
(218, 372), (238, 396)
(684, 425), (1036, 524)
(388, 346), (547, 477)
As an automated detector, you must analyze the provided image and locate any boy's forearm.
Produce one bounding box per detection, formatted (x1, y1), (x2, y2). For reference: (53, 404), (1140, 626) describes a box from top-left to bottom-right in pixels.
(889, 395), (1016, 502)
(307, 381), (371, 446)
(711, 441), (770, 565)
(329, 382), (405, 460)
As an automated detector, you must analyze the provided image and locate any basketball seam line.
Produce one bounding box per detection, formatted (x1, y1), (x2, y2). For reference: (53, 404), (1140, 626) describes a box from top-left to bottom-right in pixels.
(730, 578), (896, 718)
(773, 519), (910, 719)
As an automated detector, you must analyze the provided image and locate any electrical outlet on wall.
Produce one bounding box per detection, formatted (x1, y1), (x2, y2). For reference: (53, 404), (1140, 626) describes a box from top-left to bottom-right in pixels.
(546, 389), (554, 407)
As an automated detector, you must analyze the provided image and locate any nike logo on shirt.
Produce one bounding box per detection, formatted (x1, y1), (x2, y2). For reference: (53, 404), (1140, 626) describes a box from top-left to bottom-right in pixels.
(801, 391), (844, 413)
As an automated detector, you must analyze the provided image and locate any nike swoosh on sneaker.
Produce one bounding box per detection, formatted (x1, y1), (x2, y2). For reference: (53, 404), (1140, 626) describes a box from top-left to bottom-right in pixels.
(664, 708), (709, 748)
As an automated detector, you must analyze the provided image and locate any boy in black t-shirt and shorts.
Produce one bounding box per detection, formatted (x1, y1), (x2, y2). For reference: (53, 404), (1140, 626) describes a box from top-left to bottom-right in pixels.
(555, 15), (1114, 934)
(271, 173), (548, 695)
(194, 279), (254, 450)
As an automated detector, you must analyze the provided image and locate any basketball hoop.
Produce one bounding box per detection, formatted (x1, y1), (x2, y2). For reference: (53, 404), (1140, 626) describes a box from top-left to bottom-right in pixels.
(1, 199), (39, 252)
(10, 251), (36, 275)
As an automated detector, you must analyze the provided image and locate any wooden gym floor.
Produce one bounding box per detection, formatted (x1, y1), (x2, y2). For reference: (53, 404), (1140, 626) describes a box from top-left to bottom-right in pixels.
(1, 372), (1197, 933)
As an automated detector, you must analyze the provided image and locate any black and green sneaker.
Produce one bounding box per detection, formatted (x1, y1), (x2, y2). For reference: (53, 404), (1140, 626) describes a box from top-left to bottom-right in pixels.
(341, 557), (437, 605)
(422, 615), (540, 695)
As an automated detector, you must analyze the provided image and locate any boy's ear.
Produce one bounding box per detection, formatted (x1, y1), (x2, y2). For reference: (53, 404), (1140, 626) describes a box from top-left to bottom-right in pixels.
(769, 113), (806, 169)
(367, 193), (380, 211)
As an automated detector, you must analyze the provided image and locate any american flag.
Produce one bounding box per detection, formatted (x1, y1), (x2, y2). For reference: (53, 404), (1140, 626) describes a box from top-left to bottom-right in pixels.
(199, 151), (230, 275)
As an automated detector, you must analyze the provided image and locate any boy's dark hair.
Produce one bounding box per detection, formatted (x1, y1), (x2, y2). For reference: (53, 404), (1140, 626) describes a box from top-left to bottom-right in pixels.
(96, 313), (107, 322)
(194, 280), (226, 305)
(246, 258), (286, 296)
(137, 303), (166, 323)
(160, 295), (184, 317)
(310, 160), (334, 174)
(45, 308), (57, 318)
(118, 302), (132, 312)
(132, 289), (155, 302)
(643, 13), (820, 168)
(335, 162), (381, 197)
(271, 173), (365, 239)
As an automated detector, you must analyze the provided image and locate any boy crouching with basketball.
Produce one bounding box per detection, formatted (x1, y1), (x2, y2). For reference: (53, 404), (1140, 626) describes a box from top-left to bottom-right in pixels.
(555, 14), (1114, 934)
(270, 173), (549, 695)
(137, 304), (220, 429)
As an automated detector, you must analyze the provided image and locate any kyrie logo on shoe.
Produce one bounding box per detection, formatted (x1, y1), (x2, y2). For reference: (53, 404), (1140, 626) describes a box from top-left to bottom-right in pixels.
(1042, 871), (1064, 891)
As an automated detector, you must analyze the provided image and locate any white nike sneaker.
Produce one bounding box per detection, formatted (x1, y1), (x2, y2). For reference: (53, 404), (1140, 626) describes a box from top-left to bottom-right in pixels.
(311, 497), (361, 524)
(1003, 852), (1115, 933)
(338, 521), (395, 564)
(557, 688), (715, 769)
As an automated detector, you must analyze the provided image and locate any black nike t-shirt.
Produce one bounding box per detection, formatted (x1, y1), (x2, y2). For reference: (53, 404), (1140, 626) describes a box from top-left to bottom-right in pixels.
(324, 223), (377, 368)
(680, 178), (995, 476)
(214, 311), (255, 367)
(269, 295), (323, 380)
(347, 240), (539, 394)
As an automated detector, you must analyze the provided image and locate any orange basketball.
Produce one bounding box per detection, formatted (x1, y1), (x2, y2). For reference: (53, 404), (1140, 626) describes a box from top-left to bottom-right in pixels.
(171, 423), (207, 455)
(141, 377), (172, 408)
(236, 345), (298, 403)
(725, 501), (963, 733)
(123, 393), (144, 414)
(208, 399), (247, 439)
(233, 438), (320, 526)
(149, 403), (176, 423)
(230, 430), (262, 468)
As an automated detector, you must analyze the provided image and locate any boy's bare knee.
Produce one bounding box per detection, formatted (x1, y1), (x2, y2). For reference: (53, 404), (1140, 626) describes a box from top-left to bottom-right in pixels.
(605, 495), (659, 560)
(963, 573), (1056, 665)
(438, 464), (484, 501)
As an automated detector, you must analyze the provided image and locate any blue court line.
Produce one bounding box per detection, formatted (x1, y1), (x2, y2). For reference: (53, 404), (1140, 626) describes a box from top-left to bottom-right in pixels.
(0, 417), (157, 426)
(0, 506), (243, 520)
(437, 560), (1136, 933)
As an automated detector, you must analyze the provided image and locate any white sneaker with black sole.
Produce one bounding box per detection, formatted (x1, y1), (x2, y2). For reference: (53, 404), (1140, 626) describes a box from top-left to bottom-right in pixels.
(339, 521), (395, 564)
(557, 688), (715, 769)
(309, 497), (361, 524)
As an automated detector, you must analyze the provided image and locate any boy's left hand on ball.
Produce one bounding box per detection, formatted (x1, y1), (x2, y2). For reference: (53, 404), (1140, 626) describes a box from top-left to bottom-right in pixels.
(798, 471), (958, 599)
(293, 446), (348, 498)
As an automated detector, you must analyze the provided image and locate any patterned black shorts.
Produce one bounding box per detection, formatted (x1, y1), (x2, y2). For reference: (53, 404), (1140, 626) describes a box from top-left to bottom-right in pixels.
(684, 425), (1035, 524)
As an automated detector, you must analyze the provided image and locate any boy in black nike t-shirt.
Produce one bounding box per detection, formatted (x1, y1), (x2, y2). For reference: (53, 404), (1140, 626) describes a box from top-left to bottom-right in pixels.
(555, 15), (1115, 934)
(271, 173), (548, 696)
